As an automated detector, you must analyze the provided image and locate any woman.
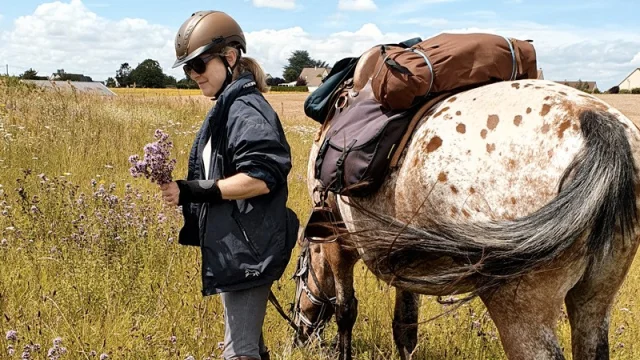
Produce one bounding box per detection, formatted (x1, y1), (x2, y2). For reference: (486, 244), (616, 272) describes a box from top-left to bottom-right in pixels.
(160, 10), (299, 360)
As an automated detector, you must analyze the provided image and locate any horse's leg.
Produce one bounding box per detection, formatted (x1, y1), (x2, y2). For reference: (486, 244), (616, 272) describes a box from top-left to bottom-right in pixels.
(393, 289), (420, 360)
(565, 233), (640, 360)
(480, 273), (575, 360)
(324, 241), (359, 360)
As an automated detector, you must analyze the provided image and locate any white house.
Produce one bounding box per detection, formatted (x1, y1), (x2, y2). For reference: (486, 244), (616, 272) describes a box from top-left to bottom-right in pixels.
(299, 67), (331, 92)
(618, 68), (640, 91)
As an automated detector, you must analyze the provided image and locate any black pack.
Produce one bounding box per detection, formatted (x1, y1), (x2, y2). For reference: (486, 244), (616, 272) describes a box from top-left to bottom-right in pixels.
(303, 37), (423, 124)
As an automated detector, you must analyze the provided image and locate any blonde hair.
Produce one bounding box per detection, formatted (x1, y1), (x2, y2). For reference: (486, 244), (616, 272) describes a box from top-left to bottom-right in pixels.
(223, 46), (268, 93)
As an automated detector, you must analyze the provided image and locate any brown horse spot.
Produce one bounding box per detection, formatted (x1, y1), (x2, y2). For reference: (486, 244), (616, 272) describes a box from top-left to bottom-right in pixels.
(548, 149), (554, 158)
(511, 197), (517, 205)
(450, 185), (459, 194)
(544, 96), (552, 101)
(426, 136), (443, 153)
(486, 143), (496, 153)
(469, 187), (476, 194)
(573, 123), (580, 131)
(451, 206), (458, 215)
(480, 129), (488, 139)
(507, 159), (517, 170)
(514, 115), (522, 126)
(434, 106), (450, 118)
(456, 123), (466, 134)
(511, 83), (520, 89)
(438, 172), (448, 182)
(412, 156), (420, 167)
(526, 107), (532, 114)
(540, 104), (552, 116)
(559, 91), (568, 96)
(487, 115), (500, 130)
(456, 111), (462, 116)
(558, 120), (572, 139)
(542, 123), (550, 133)
(447, 96), (457, 103)
(524, 83), (533, 88)
(444, 114), (453, 120)
(462, 209), (471, 218)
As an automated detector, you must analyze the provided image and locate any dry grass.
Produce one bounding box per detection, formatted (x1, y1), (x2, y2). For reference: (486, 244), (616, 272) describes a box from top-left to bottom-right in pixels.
(0, 82), (638, 359)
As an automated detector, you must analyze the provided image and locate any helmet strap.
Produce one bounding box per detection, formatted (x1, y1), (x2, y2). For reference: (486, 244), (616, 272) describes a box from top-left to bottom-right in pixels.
(212, 52), (240, 100)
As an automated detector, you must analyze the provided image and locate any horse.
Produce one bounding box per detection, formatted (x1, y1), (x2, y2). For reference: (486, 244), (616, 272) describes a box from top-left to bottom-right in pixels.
(291, 51), (640, 360)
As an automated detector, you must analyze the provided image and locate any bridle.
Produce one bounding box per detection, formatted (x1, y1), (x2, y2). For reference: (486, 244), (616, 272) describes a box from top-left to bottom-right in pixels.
(292, 237), (337, 339)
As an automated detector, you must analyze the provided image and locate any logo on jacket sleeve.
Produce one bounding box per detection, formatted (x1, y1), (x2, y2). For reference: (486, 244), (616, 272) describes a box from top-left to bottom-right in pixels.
(245, 268), (261, 277)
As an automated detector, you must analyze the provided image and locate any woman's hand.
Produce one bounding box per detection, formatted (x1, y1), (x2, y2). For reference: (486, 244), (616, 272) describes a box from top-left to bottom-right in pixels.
(160, 182), (180, 206)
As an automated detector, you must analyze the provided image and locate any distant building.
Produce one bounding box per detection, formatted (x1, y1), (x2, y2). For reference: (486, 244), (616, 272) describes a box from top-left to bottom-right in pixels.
(554, 80), (598, 93)
(618, 68), (640, 91)
(20, 79), (116, 96)
(536, 68), (544, 80)
(299, 67), (331, 92)
(49, 69), (93, 82)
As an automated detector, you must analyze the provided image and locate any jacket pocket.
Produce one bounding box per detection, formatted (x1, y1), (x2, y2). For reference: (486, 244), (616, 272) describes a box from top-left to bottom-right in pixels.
(232, 213), (261, 258)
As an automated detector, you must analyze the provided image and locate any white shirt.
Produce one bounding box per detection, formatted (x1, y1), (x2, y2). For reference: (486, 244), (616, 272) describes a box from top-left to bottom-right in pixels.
(203, 136), (212, 180)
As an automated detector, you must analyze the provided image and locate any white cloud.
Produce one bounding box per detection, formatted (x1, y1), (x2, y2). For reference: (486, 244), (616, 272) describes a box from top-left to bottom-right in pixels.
(338, 0), (378, 11)
(0, 0), (638, 90)
(391, 0), (458, 15)
(0, 0), (176, 81)
(245, 23), (420, 77)
(252, 0), (296, 10)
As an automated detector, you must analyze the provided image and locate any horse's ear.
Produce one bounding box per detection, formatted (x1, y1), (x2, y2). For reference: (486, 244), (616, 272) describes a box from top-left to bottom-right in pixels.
(353, 46), (380, 91)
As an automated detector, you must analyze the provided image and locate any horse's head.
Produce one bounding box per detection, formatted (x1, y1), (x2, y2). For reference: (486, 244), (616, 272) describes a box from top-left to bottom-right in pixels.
(291, 236), (337, 347)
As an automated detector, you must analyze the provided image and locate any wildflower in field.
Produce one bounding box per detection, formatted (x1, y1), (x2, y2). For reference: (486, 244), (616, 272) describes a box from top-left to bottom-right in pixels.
(184, 356), (195, 360)
(6, 330), (17, 341)
(169, 335), (177, 344)
(99, 354), (109, 360)
(7, 345), (15, 356)
(129, 129), (176, 185)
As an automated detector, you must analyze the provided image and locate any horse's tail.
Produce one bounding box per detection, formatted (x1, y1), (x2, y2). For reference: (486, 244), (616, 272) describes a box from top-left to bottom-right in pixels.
(353, 109), (638, 293)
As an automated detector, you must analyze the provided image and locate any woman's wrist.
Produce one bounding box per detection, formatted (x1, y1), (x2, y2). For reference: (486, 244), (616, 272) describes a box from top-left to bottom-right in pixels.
(176, 180), (223, 205)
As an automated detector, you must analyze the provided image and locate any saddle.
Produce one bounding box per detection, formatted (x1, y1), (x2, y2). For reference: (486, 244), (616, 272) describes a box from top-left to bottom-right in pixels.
(302, 32), (539, 242)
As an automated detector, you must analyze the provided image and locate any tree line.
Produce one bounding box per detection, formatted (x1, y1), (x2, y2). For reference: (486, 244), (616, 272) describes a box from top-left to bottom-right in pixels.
(17, 50), (330, 89)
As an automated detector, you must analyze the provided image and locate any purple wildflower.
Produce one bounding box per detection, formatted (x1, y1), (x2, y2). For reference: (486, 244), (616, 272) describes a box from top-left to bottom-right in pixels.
(129, 129), (176, 185)
(8, 345), (15, 356)
(99, 354), (109, 360)
(53, 337), (62, 347)
(184, 356), (195, 360)
(6, 330), (17, 341)
(169, 335), (177, 344)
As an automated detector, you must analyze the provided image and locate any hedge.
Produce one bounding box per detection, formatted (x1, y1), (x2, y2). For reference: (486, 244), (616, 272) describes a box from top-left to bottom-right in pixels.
(268, 86), (309, 92)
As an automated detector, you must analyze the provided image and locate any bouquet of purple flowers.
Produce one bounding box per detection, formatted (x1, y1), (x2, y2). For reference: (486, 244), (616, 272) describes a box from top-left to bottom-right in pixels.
(129, 129), (177, 185)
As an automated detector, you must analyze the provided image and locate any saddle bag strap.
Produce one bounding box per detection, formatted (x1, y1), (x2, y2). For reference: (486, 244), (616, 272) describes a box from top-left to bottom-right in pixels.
(314, 138), (331, 180)
(335, 139), (357, 191)
(389, 92), (454, 168)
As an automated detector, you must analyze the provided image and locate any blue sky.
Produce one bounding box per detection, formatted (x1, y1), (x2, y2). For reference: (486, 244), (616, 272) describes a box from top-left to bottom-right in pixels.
(1, 0), (639, 89)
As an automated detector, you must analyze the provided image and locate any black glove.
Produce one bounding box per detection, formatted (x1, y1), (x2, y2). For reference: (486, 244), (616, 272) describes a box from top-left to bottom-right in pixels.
(176, 180), (224, 205)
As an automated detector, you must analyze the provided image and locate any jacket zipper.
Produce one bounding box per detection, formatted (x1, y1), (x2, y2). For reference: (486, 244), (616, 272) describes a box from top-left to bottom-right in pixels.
(233, 216), (260, 258)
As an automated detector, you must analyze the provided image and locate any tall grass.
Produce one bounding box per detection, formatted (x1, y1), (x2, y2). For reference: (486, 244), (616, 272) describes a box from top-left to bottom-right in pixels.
(0, 79), (638, 359)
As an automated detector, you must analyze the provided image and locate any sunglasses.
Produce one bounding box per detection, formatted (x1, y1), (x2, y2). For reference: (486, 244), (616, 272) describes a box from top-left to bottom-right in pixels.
(183, 53), (218, 76)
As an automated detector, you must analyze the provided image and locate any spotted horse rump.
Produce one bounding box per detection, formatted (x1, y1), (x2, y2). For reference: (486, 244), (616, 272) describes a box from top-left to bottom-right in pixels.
(296, 78), (640, 360)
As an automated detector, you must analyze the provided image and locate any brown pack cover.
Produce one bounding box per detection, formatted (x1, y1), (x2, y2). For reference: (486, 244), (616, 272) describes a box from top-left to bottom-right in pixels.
(371, 32), (538, 110)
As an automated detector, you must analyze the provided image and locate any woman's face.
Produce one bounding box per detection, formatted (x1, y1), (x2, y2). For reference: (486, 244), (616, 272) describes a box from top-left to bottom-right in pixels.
(189, 50), (237, 98)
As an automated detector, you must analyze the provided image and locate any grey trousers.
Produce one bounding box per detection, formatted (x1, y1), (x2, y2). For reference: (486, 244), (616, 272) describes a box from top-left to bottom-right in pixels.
(220, 282), (272, 359)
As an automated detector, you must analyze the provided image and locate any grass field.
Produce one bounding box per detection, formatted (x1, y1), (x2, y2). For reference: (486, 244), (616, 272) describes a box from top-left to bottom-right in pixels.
(1, 81), (639, 359)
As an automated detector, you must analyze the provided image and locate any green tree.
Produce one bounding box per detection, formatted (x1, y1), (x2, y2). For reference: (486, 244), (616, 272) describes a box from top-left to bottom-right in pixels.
(19, 68), (47, 80)
(105, 77), (116, 87)
(164, 75), (177, 88)
(130, 59), (166, 88)
(177, 76), (198, 89)
(282, 50), (329, 82)
(115, 63), (133, 87)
